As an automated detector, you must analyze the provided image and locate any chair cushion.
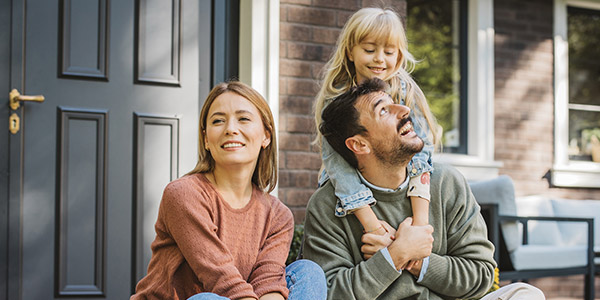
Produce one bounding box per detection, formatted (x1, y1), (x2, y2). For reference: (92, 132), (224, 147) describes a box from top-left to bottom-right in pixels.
(551, 198), (600, 249)
(469, 175), (520, 252)
(510, 244), (588, 270)
(515, 195), (563, 246)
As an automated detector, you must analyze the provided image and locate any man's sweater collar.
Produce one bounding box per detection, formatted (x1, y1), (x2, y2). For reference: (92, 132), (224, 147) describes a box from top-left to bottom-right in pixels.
(356, 170), (409, 193)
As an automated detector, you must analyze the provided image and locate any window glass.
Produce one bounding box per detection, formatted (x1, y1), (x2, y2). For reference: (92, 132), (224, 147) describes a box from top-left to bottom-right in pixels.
(407, 0), (467, 153)
(567, 6), (600, 162)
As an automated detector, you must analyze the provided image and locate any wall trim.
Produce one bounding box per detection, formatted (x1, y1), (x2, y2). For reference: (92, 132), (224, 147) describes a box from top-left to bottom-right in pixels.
(239, 0), (279, 194)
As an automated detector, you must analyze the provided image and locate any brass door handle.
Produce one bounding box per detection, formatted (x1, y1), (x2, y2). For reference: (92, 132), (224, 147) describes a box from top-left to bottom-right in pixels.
(9, 89), (45, 110)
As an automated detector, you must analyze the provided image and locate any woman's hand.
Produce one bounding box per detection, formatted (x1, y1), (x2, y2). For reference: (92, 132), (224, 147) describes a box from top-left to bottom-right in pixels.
(361, 220), (396, 259)
(258, 292), (285, 300)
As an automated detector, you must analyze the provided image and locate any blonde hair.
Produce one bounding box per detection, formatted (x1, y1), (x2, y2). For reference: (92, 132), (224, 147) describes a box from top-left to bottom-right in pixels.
(187, 81), (278, 193)
(314, 7), (441, 148)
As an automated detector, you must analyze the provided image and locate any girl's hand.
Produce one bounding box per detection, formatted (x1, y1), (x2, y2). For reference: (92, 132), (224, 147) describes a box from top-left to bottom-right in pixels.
(361, 221), (396, 259)
(401, 259), (421, 270)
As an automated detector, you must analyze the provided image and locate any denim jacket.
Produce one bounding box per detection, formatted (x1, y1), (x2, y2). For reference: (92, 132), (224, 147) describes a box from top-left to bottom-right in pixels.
(319, 79), (434, 216)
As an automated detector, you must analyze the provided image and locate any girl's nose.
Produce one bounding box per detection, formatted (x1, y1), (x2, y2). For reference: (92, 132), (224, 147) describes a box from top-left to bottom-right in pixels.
(374, 50), (384, 63)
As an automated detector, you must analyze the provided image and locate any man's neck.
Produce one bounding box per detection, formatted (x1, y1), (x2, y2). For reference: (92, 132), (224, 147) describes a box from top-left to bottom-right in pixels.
(357, 157), (408, 190)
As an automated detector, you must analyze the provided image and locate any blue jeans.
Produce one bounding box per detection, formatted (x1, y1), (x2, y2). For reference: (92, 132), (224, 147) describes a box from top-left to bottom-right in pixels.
(187, 259), (326, 300)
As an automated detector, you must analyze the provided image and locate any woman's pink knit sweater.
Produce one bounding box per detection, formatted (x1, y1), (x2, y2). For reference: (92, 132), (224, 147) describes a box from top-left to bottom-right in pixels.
(131, 173), (294, 300)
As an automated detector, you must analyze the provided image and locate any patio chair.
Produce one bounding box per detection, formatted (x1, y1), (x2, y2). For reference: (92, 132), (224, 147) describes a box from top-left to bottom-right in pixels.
(469, 176), (595, 300)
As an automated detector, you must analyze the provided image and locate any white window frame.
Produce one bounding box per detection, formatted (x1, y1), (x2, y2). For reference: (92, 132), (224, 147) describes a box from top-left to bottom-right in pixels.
(238, 0), (280, 193)
(552, 0), (600, 188)
(434, 0), (503, 181)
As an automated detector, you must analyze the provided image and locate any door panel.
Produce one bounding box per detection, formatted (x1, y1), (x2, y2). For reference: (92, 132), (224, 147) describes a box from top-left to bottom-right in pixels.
(17, 0), (210, 298)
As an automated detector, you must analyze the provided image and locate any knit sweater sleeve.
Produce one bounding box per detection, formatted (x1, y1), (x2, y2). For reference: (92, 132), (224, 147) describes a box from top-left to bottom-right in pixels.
(161, 179), (258, 300)
(303, 184), (403, 300)
(248, 197), (294, 298)
(418, 165), (496, 299)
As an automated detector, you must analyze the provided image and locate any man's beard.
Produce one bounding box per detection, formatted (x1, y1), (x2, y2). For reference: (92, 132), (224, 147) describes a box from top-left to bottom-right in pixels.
(371, 129), (424, 167)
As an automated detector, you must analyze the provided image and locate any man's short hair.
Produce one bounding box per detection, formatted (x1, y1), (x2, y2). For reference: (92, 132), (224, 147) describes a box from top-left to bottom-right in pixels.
(319, 78), (387, 168)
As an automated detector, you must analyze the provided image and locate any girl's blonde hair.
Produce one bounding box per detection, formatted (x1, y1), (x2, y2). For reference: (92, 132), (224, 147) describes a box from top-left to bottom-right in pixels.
(314, 7), (441, 148)
(187, 81), (278, 193)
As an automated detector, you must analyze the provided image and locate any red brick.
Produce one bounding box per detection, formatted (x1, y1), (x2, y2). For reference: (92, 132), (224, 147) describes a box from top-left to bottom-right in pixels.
(279, 152), (286, 168)
(280, 95), (315, 115)
(287, 78), (319, 97)
(287, 43), (333, 62)
(286, 115), (315, 133)
(312, 0), (360, 10)
(279, 132), (312, 151)
(281, 0), (312, 5)
(286, 152), (321, 170)
(280, 23), (312, 42)
(284, 188), (315, 206)
(337, 11), (354, 27)
(311, 61), (327, 79)
(290, 207), (307, 224)
(313, 27), (341, 45)
(361, 0), (405, 15)
(280, 41), (288, 58)
(280, 5), (287, 22)
(279, 77), (288, 95)
(280, 59), (312, 77)
(288, 6), (337, 27)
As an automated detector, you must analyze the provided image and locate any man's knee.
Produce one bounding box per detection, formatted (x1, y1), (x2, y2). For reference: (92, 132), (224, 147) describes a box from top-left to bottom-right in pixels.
(482, 282), (545, 300)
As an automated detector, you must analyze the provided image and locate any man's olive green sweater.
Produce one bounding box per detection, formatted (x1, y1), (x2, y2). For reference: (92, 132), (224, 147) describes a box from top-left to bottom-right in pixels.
(303, 163), (496, 300)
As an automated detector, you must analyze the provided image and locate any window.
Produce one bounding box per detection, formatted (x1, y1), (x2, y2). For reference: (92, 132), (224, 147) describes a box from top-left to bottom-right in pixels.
(407, 0), (500, 181)
(407, 0), (468, 154)
(553, 0), (600, 188)
(566, 6), (600, 163)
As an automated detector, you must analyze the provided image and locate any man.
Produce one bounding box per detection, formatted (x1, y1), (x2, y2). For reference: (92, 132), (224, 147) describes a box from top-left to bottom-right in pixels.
(302, 78), (544, 300)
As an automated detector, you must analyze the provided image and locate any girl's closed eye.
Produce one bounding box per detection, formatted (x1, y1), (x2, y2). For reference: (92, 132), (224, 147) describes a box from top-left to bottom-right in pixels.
(239, 116), (251, 122)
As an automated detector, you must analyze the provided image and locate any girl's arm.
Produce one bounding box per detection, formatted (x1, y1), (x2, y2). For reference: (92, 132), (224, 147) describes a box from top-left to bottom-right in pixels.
(321, 138), (381, 232)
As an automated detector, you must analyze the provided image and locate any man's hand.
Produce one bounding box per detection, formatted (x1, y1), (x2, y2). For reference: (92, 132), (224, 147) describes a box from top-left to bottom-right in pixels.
(361, 220), (396, 259)
(388, 217), (434, 270)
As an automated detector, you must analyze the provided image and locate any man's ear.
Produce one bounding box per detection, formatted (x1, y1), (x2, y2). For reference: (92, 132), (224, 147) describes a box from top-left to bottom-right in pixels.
(345, 135), (370, 155)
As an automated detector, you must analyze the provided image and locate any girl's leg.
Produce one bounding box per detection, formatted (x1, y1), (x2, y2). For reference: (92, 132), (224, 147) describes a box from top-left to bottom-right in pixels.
(286, 259), (327, 300)
(187, 293), (230, 300)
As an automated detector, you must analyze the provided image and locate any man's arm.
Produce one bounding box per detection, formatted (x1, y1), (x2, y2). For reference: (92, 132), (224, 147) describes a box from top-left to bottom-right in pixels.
(302, 186), (431, 300)
(417, 165), (496, 299)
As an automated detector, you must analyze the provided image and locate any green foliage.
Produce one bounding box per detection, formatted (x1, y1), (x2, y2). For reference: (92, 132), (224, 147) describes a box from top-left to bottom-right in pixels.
(286, 224), (304, 265)
(407, 0), (463, 147)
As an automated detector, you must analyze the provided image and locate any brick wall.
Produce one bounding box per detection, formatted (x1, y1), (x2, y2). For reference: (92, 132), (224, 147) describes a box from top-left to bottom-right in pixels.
(279, 0), (406, 223)
(495, 0), (600, 298)
(280, 0), (599, 297)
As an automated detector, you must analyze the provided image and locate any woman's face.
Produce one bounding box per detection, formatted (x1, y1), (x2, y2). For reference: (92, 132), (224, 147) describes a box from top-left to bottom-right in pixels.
(205, 92), (270, 169)
(348, 36), (399, 84)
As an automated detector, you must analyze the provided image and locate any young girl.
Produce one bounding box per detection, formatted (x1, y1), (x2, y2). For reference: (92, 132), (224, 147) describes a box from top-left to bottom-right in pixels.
(314, 7), (441, 260)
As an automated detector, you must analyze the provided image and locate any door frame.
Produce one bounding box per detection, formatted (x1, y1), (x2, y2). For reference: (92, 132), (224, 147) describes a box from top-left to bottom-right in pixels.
(2, 0), (25, 298)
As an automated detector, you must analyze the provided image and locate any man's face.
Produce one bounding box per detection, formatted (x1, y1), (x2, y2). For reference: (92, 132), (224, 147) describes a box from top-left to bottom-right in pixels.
(355, 91), (424, 166)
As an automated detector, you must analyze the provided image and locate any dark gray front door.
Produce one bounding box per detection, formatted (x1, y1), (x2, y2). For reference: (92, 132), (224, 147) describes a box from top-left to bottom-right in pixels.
(6, 0), (211, 298)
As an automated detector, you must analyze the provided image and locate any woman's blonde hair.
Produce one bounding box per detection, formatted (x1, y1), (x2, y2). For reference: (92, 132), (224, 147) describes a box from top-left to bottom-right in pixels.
(314, 7), (441, 148)
(187, 81), (278, 193)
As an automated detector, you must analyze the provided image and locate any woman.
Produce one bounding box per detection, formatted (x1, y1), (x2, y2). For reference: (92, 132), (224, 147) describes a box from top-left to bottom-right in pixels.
(131, 81), (326, 300)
